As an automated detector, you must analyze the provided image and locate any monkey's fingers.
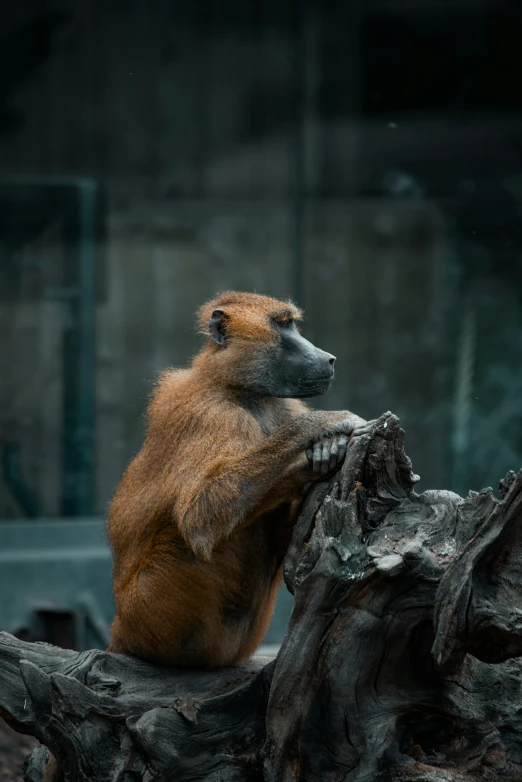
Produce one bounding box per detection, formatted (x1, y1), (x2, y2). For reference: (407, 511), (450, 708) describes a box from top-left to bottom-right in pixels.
(336, 435), (348, 465)
(320, 441), (332, 475)
(327, 435), (348, 472)
(313, 441), (323, 473)
(350, 420), (377, 441)
(327, 436), (338, 473)
(332, 415), (366, 437)
(310, 435), (350, 476)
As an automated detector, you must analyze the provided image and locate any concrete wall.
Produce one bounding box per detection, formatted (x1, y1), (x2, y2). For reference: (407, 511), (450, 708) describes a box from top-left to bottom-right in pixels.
(1, 0), (522, 517)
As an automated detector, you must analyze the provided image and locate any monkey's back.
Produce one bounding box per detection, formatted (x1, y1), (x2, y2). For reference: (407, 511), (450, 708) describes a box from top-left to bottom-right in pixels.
(109, 511), (286, 667)
(107, 367), (300, 668)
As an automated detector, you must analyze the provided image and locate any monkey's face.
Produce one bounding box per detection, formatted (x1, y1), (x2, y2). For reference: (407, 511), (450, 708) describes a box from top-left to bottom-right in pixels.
(262, 320), (336, 398)
(204, 297), (336, 399)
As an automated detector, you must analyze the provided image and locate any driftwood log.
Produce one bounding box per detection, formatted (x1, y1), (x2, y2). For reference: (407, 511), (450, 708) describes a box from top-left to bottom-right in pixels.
(2, 413), (522, 781)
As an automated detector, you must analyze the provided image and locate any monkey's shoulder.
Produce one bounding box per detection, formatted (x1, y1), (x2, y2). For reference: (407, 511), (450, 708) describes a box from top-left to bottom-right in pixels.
(147, 369), (197, 419)
(152, 367), (191, 394)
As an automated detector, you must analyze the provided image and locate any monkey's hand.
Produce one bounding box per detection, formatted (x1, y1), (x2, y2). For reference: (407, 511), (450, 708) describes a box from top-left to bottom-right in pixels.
(306, 435), (348, 476)
(328, 412), (367, 437)
(305, 420), (372, 476)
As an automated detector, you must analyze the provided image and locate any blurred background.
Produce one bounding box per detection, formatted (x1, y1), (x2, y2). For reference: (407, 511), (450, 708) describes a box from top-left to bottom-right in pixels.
(1, 0), (522, 656)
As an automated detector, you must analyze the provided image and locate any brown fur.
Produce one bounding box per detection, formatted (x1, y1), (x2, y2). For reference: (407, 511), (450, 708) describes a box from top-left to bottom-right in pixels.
(107, 291), (355, 668)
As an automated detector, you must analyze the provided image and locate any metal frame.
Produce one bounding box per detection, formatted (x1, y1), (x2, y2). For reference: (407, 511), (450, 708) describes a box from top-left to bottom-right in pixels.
(0, 176), (102, 516)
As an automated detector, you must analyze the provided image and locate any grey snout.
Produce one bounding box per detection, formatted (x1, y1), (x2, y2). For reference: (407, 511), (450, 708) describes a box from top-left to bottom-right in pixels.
(317, 349), (336, 377)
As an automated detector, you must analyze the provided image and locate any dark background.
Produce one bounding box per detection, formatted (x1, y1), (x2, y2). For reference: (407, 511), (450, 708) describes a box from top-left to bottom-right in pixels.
(1, 0), (522, 648)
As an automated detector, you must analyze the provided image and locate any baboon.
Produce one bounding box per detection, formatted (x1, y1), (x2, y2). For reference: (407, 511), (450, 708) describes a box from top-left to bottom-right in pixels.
(107, 291), (366, 668)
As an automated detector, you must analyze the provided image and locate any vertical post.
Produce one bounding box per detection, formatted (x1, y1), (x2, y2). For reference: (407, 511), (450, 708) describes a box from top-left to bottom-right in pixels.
(77, 181), (97, 515)
(61, 181), (97, 516)
(292, 0), (305, 307)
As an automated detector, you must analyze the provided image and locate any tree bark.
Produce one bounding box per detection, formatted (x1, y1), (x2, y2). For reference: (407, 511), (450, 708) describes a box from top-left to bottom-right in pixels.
(2, 413), (522, 781)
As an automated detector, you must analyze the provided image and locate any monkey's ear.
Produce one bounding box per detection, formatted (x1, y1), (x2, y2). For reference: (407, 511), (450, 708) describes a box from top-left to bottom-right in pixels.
(208, 309), (228, 345)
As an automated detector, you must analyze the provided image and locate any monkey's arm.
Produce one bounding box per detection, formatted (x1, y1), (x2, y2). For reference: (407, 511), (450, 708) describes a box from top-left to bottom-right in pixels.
(176, 410), (366, 559)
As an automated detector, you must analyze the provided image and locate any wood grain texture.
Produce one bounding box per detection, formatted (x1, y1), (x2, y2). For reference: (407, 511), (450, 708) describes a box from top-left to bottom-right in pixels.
(2, 413), (522, 781)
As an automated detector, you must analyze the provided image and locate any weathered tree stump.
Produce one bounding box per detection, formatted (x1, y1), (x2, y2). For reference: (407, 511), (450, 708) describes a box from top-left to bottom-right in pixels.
(2, 412), (522, 781)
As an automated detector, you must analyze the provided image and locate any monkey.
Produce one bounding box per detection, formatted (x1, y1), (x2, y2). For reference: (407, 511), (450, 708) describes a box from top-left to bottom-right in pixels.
(106, 291), (366, 669)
